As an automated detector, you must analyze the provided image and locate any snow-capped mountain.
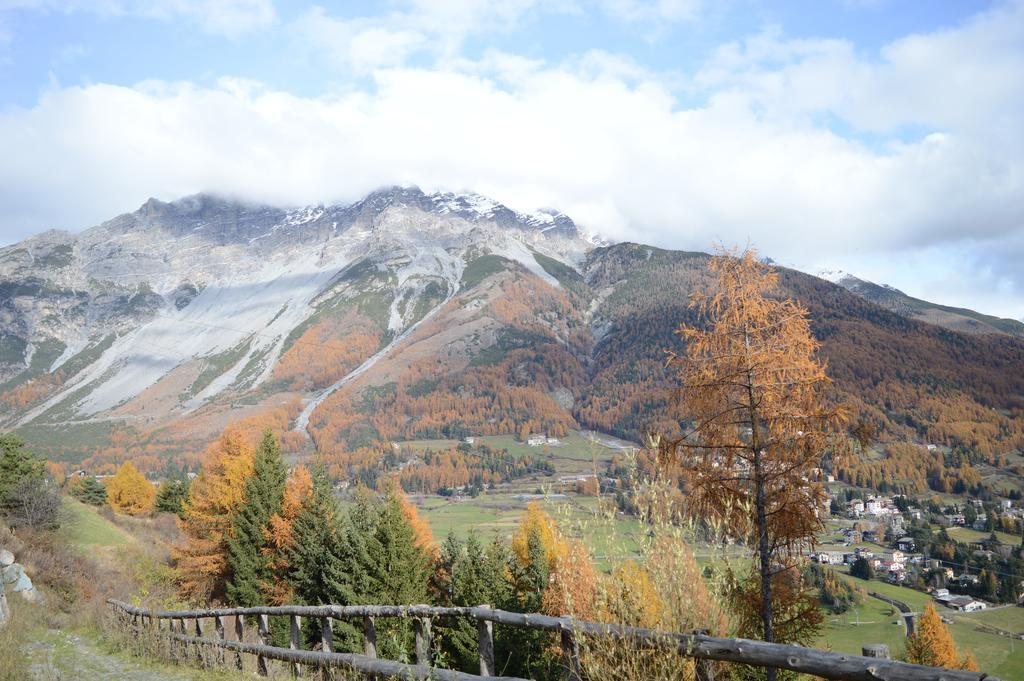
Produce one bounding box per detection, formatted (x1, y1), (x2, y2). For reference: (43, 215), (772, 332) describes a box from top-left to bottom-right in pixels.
(0, 187), (592, 427)
(815, 269), (1024, 337)
(2, 189), (1022, 468)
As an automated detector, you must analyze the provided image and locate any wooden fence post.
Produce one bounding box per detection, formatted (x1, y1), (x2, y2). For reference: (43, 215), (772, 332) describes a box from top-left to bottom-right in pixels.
(321, 617), (333, 653)
(321, 617), (334, 681)
(363, 616), (377, 658)
(414, 617), (432, 666)
(693, 630), (715, 681)
(256, 614), (271, 677)
(560, 628), (582, 681)
(863, 644), (891, 659)
(477, 606), (494, 677)
(169, 618), (180, 659)
(234, 614), (245, 671)
(214, 615), (225, 667)
(290, 614), (303, 677)
(194, 617), (205, 667)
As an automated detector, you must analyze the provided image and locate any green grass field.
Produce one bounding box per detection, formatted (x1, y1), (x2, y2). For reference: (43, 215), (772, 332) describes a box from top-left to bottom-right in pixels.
(61, 498), (135, 551)
(947, 618), (1024, 678)
(946, 526), (1021, 546)
(817, 566), (1024, 677)
(956, 605), (1024, 633)
(830, 568), (932, 612)
(816, 598), (908, 655)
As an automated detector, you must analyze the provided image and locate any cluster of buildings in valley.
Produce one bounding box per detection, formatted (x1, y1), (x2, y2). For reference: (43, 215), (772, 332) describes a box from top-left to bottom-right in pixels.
(812, 543), (992, 612)
(810, 491), (1024, 613)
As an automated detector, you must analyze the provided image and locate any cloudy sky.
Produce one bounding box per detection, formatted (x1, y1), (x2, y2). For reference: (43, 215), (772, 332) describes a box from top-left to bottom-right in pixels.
(1, 1), (1022, 319)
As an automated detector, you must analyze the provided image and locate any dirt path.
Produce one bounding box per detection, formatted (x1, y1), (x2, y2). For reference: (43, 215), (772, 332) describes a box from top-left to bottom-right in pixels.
(25, 629), (210, 681)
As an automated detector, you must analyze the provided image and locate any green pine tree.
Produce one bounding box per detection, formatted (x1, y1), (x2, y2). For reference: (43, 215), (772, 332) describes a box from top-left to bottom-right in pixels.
(0, 435), (45, 510)
(225, 431), (288, 607)
(70, 476), (108, 506)
(286, 464), (365, 650)
(155, 478), (190, 516)
(442, 531), (509, 672)
(498, 527), (556, 680)
(363, 489), (432, 662)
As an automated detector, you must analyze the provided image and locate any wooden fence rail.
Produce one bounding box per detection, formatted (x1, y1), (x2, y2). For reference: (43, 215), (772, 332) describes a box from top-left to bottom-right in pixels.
(108, 599), (1002, 681)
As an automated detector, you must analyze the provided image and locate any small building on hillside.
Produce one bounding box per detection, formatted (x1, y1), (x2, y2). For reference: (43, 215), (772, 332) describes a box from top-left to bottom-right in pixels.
(946, 596), (986, 612)
(896, 537), (916, 552)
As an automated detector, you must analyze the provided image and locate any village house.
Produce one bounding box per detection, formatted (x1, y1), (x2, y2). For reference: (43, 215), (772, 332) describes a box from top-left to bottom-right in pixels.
(956, 574), (980, 587)
(895, 536), (915, 552)
(887, 568), (908, 584)
(945, 596), (986, 612)
(815, 552), (845, 565)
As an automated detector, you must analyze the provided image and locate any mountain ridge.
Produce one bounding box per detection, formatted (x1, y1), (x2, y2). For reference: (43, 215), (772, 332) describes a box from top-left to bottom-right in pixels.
(1, 189), (1022, 480)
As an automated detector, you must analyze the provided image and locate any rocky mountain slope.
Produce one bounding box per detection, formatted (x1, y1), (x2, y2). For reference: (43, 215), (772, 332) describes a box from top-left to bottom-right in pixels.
(1, 189), (1022, 470)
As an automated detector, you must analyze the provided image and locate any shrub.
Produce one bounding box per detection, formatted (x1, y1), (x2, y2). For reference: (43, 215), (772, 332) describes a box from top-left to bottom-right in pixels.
(4, 478), (62, 530)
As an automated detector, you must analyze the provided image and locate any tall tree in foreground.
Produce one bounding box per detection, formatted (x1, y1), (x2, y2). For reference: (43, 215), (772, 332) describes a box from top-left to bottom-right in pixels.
(174, 427), (256, 602)
(226, 431), (288, 607)
(665, 247), (842, 677)
(905, 603), (978, 671)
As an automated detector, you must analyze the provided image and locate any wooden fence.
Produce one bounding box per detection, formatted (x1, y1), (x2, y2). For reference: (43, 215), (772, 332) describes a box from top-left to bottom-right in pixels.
(108, 600), (1001, 681)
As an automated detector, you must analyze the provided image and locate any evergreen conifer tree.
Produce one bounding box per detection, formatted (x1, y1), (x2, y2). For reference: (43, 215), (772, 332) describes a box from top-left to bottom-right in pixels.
(70, 476), (107, 506)
(499, 528), (556, 679)
(226, 431), (288, 607)
(440, 532), (498, 671)
(286, 464), (366, 649)
(0, 435), (45, 510)
(363, 488), (432, 661)
(155, 478), (190, 516)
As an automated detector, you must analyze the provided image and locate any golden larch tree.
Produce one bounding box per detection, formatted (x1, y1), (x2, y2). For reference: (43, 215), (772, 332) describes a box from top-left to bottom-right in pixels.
(511, 501), (566, 571)
(173, 427), (256, 603)
(665, 247), (843, 663)
(398, 488), (438, 558)
(905, 603), (978, 670)
(542, 539), (599, 620)
(106, 461), (156, 516)
(264, 464), (313, 605)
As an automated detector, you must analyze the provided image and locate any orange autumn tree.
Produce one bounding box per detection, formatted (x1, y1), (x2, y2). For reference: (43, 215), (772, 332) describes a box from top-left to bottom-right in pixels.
(264, 465), (313, 605)
(665, 247), (843, 667)
(174, 427), (256, 603)
(905, 603), (979, 671)
(397, 489), (438, 558)
(541, 538), (598, 620)
(106, 461), (156, 516)
(511, 502), (566, 571)
(510, 502), (598, 619)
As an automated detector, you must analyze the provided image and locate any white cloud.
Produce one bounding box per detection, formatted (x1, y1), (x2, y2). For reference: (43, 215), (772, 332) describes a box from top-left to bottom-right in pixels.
(601, 0), (701, 24)
(0, 0), (276, 37)
(0, 3), (1021, 318)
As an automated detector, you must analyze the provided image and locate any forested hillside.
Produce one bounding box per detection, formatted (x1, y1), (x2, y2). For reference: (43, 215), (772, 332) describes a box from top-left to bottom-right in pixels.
(0, 191), (1021, 494)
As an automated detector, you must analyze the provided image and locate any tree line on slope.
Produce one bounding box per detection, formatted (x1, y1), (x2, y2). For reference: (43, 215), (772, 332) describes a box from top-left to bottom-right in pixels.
(170, 425), (733, 678)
